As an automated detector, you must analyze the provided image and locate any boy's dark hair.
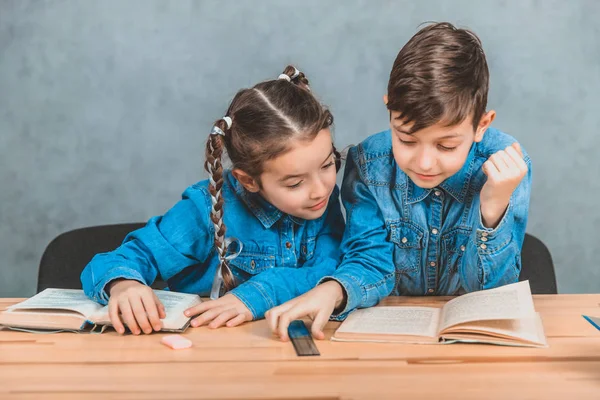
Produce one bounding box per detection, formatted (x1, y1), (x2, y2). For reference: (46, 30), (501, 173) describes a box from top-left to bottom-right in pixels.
(387, 22), (489, 132)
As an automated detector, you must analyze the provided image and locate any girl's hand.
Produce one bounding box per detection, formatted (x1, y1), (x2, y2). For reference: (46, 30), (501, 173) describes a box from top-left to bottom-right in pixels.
(480, 142), (528, 228)
(108, 279), (166, 335)
(184, 294), (253, 329)
(265, 281), (344, 341)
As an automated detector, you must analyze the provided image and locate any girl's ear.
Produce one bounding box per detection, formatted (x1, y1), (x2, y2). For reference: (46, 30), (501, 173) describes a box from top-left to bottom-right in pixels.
(232, 169), (260, 192)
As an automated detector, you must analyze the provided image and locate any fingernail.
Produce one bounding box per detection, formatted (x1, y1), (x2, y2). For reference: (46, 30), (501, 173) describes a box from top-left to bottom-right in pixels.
(184, 311), (190, 316)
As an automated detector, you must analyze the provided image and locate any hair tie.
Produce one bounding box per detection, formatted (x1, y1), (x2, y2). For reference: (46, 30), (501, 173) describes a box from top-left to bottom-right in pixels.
(210, 127), (224, 136)
(278, 74), (291, 82)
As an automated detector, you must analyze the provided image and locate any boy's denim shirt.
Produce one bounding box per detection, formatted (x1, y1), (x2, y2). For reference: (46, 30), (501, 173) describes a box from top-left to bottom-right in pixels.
(322, 127), (531, 318)
(81, 171), (345, 320)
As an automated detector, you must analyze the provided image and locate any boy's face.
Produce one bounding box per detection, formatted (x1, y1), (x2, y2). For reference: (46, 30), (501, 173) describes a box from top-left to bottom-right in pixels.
(389, 109), (495, 189)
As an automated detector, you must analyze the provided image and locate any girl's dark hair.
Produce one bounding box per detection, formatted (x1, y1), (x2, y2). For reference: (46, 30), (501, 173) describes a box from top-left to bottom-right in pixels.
(204, 65), (340, 292)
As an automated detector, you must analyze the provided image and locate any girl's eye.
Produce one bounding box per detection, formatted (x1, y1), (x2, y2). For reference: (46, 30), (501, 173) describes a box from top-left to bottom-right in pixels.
(287, 181), (302, 189)
(438, 144), (457, 151)
(322, 161), (335, 169)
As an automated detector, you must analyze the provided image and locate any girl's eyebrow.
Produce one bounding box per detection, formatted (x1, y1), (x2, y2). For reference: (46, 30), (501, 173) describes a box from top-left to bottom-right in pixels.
(279, 150), (334, 182)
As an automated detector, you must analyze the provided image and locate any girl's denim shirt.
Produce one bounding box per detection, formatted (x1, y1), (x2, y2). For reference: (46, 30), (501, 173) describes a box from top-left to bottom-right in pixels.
(81, 171), (345, 319)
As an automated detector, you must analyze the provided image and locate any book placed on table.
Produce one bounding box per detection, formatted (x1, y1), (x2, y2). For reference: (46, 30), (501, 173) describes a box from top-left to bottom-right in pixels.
(0, 288), (201, 333)
(331, 281), (547, 348)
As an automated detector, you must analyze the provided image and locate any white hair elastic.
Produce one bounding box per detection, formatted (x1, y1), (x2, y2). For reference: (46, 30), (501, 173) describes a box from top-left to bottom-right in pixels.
(278, 74), (291, 82)
(210, 126), (225, 136)
(210, 116), (232, 136)
(290, 67), (300, 79)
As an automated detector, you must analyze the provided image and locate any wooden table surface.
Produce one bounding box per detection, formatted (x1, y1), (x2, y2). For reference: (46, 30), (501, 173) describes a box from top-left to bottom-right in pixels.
(1, 294), (599, 399)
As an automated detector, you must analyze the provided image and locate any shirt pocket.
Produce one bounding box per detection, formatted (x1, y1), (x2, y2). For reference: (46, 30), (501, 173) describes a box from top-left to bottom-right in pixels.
(227, 246), (277, 282)
(387, 221), (424, 273)
(441, 228), (471, 273)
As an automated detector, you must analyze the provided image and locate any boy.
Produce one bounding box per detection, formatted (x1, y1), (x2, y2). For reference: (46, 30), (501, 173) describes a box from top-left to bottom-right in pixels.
(267, 22), (531, 340)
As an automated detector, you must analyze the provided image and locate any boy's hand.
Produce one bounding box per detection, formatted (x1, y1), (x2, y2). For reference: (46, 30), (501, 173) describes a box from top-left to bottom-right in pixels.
(184, 294), (252, 329)
(108, 279), (166, 335)
(480, 142), (528, 229)
(265, 281), (344, 342)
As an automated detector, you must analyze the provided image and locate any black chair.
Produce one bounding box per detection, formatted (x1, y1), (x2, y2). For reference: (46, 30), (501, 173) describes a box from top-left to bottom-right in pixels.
(36, 223), (168, 293)
(519, 233), (557, 294)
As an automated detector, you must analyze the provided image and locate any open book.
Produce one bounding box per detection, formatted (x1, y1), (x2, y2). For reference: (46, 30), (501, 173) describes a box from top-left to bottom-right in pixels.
(332, 281), (547, 347)
(0, 288), (201, 333)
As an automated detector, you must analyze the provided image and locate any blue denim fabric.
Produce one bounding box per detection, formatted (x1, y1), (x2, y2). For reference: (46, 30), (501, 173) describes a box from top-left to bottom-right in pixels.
(81, 171), (344, 320)
(321, 128), (531, 318)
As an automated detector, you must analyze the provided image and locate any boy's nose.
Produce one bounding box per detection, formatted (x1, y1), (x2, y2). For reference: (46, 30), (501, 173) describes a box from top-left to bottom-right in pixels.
(416, 150), (435, 171)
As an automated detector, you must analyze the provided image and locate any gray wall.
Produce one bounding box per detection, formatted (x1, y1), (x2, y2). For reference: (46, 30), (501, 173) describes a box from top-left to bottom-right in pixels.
(1, 0), (599, 297)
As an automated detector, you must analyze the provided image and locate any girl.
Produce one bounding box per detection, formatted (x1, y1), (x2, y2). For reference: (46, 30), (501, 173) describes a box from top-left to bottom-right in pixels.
(81, 66), (344, 335)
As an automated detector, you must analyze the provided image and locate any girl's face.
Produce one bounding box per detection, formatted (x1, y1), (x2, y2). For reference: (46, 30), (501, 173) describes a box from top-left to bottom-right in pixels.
(239, 128), (338, 220)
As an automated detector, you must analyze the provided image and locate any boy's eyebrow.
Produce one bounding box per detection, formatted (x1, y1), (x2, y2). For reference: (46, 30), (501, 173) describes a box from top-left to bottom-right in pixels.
(279, 150), (334, 182)
(437, 133), (461, 140)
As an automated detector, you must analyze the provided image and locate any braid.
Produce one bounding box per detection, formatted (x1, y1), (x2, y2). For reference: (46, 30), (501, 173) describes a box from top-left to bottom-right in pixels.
(204, 119), (235, 292)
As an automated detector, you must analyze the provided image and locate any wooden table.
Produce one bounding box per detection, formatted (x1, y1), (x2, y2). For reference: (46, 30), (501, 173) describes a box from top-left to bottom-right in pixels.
(1, 294), (599, 399)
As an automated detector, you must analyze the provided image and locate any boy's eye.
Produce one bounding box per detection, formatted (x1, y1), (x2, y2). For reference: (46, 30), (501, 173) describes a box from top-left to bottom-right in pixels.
(287, 181), (302, 189)
(438, 144), (457, 151)
(398, 137), (416, 145)
(322, 161), (335, 169)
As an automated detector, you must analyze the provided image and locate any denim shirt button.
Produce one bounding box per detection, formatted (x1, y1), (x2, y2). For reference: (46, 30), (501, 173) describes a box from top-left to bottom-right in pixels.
(481, 237), (488, 242)
(480, 244), (487, 250)
(285, 242), (292, 249)
(460, 245), (466, 252)
(481, 232), (489, 237)
(434, 190), (441, 196)
(428, 289), (434, 293)
(250, 260), (256, 269)
(430, 262), (436, 267)
(431, 228), (438, 235)
(401, 237), (408, 244)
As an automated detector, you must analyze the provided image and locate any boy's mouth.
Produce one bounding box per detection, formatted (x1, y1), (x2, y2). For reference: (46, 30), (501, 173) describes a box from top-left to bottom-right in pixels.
(413, 172), (441, 180)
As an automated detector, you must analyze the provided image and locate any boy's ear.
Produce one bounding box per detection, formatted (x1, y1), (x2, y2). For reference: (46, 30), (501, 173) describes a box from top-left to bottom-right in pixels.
(232, 169), (260, 193)
(383, 94), (388, 105)
(474, 110), (496, 142)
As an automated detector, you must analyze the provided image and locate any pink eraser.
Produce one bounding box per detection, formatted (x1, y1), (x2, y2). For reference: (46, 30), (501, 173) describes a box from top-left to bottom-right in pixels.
(160, 334), (192, 350)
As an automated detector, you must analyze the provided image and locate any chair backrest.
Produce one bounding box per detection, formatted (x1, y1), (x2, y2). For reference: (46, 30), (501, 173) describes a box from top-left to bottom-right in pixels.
(519, 233), (557, 294)
(37, 223), (155, 293)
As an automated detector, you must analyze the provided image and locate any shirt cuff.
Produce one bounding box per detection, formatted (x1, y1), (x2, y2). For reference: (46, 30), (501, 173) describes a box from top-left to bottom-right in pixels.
(317, 273), (363, 320)
(94, 267), (147, 305)
(475, 201), (515, 254)
(229, 281), (274, 320)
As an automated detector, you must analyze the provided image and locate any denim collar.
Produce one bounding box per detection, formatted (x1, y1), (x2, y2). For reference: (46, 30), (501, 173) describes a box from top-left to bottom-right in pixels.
(226, 172), (305, 228)
(400, 142), (477, 205)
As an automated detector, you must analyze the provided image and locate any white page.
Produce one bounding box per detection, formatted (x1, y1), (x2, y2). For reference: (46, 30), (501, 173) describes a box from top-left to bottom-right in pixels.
(7, 288), (103, 318)
(336, 306), (440, 337)
(440, 281), (535, 331)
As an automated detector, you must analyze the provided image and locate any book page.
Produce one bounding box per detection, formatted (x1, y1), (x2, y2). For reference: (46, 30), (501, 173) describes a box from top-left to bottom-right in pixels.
(440, 281), (535, 331)
(335, 306), (441, 338)
(441, 313), (547, 346)
(7, 289), (103, 318)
